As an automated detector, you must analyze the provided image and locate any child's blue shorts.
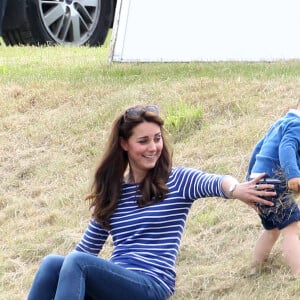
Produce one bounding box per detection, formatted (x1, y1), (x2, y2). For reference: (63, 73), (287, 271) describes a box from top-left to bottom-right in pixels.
(255, 179), (300, 230)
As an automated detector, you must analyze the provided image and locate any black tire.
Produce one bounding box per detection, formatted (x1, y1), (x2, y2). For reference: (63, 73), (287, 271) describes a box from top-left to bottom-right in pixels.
(3, 0), (115, 46)
(0, 0), (7, 35)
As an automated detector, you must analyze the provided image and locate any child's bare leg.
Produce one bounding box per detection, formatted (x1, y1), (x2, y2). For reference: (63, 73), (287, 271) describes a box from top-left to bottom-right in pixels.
(251, 228), (280, 275)
(281, 222), (300, 275)
(250, 228), (280, 274)
(253, 228), (280, 263)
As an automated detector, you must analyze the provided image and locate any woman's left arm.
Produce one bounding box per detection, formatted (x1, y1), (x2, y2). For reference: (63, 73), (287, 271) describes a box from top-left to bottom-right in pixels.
(222, 173), (275, 211)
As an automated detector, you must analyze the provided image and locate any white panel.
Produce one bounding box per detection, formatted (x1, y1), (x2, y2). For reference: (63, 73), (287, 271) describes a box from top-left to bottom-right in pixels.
(109, 0), (300, 62)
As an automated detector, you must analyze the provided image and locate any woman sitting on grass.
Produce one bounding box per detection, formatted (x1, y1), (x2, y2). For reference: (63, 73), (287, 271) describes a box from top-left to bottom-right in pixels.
(28, 105), (275, 300)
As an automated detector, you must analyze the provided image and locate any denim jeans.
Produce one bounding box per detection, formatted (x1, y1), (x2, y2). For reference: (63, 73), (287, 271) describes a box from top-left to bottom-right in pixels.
(27, 252), (170, 300)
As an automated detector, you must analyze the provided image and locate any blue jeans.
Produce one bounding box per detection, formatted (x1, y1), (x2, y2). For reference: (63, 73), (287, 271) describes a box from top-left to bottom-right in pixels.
(27, 252), (170, 300)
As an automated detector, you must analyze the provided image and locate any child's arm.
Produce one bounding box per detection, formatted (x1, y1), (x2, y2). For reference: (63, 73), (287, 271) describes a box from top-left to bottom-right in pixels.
(279, 122), (300, 184)
(288, 177), (300, 192)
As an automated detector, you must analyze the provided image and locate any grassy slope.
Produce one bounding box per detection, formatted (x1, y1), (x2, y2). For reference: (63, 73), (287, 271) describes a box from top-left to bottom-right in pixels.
(1, 40), (300, 299)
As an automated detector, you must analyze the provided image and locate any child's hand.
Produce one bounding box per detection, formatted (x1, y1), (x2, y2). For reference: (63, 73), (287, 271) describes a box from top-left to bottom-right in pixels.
(288, 178), (300, 192)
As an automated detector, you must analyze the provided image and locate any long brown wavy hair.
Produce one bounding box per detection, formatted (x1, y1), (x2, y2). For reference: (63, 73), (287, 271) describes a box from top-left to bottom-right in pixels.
(86, 106), (173, 230)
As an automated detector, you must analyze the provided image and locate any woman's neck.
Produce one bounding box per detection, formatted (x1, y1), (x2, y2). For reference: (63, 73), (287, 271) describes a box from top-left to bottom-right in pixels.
(124, 170), (145, 184)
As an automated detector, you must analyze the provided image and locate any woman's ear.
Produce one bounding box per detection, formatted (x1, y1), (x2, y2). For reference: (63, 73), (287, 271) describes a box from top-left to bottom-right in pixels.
(119, 137), (128, 151)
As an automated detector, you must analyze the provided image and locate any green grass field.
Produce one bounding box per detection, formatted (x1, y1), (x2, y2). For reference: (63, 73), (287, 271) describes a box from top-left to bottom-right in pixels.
(1, 37), (300, 299)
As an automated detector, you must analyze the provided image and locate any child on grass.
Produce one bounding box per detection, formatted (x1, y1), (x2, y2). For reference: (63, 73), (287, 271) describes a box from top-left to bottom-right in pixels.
(247, 99), (300, 275)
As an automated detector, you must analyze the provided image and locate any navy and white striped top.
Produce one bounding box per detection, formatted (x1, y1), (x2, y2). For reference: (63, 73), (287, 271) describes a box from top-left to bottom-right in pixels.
(75, 167), (227, 295)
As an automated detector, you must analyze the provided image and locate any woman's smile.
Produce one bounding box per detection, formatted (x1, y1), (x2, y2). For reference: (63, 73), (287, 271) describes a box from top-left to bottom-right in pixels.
(120, 121), (163, 182)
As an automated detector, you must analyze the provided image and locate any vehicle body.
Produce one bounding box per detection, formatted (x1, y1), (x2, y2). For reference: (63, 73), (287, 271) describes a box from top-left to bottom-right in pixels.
(0, 0), (117, 46)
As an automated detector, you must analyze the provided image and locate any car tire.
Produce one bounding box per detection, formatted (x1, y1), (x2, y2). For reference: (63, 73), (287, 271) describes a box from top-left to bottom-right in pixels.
(3, 0), (115, 46)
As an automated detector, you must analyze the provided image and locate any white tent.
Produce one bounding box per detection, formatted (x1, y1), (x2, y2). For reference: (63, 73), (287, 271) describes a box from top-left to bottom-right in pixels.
(109, 0), (300, 62)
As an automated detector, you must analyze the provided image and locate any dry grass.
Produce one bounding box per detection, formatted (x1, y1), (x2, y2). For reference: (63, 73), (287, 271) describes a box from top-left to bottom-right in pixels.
(1, 40), (300, 299)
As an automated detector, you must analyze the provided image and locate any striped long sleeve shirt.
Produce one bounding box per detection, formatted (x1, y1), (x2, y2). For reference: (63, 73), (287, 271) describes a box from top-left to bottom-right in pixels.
(75, 167), (227, 295)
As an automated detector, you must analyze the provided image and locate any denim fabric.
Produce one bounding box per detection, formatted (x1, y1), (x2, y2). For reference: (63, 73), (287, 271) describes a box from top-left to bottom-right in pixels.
(248, 176), (300, 230)
(258, 193), (300, 230)
(27, 252), (170, 300)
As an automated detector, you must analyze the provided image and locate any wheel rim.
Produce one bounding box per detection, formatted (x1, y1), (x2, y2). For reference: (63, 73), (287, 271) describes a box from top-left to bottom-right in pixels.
(39, 0), (101, 45)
